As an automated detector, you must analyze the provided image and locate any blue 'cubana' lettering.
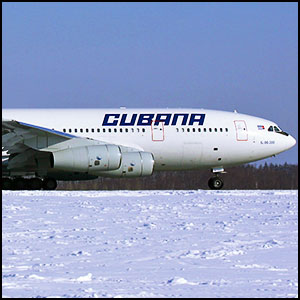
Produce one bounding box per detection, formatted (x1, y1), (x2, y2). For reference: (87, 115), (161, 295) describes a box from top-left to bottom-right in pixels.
(120, 114), (137, 126)
(154, 114), (171, 126)
(137, 114), (155, 126)
(102, 113), (206, 126)
(189, 114), (205, 125)
(103, 114), (120, 126)
(171, 114), (189, 126)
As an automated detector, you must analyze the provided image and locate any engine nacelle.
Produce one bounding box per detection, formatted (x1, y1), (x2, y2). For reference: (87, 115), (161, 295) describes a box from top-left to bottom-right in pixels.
(51, 145), (122, 173)
(96, 152), (155, 177)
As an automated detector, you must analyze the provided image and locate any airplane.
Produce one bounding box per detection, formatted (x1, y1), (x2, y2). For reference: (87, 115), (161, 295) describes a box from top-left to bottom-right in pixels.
(2, 108), (296, 190)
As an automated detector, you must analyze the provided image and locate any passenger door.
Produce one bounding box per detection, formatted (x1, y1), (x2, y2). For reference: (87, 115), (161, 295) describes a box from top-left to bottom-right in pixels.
(234, 120), (248, 141)
(151, 120), (164, 141)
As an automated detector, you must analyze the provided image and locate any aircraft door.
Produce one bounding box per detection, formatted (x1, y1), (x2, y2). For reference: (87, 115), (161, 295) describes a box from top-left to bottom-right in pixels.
(151, 120), (164, 141)
(234, 120), (248, 141)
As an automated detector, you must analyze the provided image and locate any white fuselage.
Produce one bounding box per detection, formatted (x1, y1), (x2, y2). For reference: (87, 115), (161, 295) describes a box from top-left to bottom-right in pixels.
(2, 108), (296, 172)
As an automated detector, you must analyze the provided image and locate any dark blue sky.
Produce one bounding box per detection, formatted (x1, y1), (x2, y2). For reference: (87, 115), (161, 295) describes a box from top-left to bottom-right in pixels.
(2, 3), (298, 164)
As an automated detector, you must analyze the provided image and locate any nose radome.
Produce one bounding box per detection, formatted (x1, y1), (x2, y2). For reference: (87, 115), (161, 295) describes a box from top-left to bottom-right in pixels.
(287, 136), (296, 149)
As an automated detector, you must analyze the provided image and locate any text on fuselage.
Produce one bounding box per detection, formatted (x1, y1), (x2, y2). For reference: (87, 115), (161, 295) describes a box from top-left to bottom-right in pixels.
(102, 113), (206, 126)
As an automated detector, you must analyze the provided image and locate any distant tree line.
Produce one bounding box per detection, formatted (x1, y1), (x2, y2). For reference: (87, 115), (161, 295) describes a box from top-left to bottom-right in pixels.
(57, 163), (298, 190)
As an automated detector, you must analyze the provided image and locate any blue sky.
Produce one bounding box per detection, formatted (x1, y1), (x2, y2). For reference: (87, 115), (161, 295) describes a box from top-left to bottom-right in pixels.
(2, 3), (298, 164)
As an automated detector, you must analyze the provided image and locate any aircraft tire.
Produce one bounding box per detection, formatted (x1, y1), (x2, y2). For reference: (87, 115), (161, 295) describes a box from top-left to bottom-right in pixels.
(208, 177), (224, 190)
(29, 178), (43, 190)
(13, 178), (28, 190)
(2, 178), (13, 190)
(43, 178), (57, 190)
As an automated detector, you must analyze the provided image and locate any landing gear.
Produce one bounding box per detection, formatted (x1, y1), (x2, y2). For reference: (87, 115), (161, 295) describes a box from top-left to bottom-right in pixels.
(2, 177), (57, 190)
(2, 178), (13, 190)
(42, 178), (57, 190)
(208, 167), (225, 190)
(28, 178), (43, 190)
(14, 178), (28, 190)
(208, 176), (224, 190)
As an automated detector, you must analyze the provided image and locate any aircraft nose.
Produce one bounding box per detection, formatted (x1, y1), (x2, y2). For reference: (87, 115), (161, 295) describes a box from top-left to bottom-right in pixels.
(287, 135), (296, 150)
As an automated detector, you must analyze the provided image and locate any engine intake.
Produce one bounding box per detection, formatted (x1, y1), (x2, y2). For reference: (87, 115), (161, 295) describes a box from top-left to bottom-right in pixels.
(51, 145), (122, 173)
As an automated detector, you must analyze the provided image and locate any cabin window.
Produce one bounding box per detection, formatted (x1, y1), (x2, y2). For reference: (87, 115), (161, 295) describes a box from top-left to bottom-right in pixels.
(114, 128), (117, 133)
(86, 129), (89, 133)
(142, 128), (145, 133)
(103, 128), (106, 133)
(204, 128), (206, 132)
(215, 128), (217, 132)
(80, 129), (83, 133)
(209, 128), (212, 132)
(125, 128), (129, 133)
(225, 128), (228, 132)
(91, 128), (94, 133)
(193, 128), (196, 132)
(97, 128), (100, 133)
(63, 129), (66, 132)
(74, 129), (78, 133)
(108, 128), (112, 133)
(120, 128), (123, 133)
(187, 128), (190, 132)
(220, 128), (223, 132)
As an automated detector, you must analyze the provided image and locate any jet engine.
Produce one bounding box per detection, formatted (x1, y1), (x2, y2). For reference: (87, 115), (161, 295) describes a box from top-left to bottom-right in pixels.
(51, 145), (122, 173)
(96, 151), (155, 177)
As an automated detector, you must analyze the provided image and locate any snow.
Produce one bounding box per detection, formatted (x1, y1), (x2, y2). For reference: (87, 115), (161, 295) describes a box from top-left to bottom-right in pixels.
(2, 190), (298, 298)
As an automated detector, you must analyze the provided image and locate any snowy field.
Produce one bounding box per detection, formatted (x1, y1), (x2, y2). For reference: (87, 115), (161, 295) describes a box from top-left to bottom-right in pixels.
(2, 190), (298, 298)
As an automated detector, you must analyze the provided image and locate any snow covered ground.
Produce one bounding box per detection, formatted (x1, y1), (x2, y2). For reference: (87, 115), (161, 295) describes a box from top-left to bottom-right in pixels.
(2, 190), (298, 298)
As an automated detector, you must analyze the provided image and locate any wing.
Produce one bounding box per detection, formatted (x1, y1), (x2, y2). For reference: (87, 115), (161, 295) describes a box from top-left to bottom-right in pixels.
(2, 119), (75, 152)
(2, 119), (83, 172)
(2, 119), (141, 174)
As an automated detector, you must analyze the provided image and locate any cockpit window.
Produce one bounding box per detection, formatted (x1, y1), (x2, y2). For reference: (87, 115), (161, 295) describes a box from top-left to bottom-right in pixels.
(268, 125), (289, 136)
(274, 126), (280, 132)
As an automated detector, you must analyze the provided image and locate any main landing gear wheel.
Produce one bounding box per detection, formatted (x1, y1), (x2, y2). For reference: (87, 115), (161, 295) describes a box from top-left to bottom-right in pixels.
(208, 176), (224, 190)
(2, 177), (57, 190)
(2, 178), (13, 190)
(28, 178), (43, 190)
(42, 178), (57, 190)
(14, 178), (27, 190)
